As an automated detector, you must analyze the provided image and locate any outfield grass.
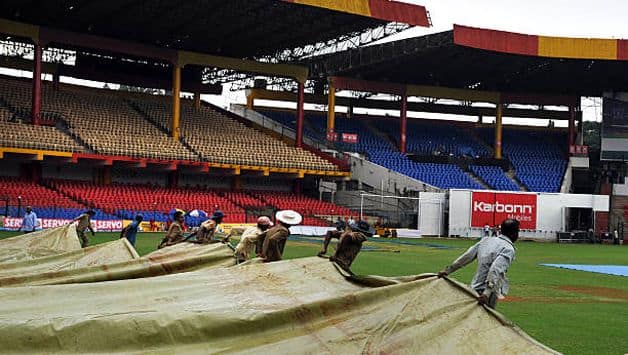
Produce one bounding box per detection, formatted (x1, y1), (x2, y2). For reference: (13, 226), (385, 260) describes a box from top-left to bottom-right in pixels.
(1, 231), (626, 354)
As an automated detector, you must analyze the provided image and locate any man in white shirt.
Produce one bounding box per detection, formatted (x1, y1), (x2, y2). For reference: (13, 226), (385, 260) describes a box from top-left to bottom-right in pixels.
(234, 216), (273, 262)
(438, 219), (519, 309)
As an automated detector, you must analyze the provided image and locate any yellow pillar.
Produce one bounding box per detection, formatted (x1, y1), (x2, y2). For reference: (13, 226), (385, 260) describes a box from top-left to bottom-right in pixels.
(172, 65), (181, 140)
(495, 103), (503, 159)
(327, 82), (336, 133)
(246, 89), (255, 109)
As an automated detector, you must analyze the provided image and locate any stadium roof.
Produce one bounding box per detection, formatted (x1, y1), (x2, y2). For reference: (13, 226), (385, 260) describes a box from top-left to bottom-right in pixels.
(0, 0), (429, 59)
(307, 25), (628, 97)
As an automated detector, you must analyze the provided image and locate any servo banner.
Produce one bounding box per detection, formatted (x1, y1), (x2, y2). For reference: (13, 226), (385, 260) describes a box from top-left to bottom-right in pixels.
(471, 191), (537, 229)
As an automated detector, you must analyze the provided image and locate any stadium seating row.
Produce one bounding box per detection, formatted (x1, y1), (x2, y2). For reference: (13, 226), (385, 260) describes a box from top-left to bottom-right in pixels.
(0, 76), (341, 172)
(131, 98), (337, 171)
(470, 165), (521, 191)
(0, 177), (347, 226)
(258, 109), (567, 192)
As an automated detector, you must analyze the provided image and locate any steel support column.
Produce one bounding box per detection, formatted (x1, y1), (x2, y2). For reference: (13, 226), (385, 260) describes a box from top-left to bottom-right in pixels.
(193, 91), (201, 110)
(295, 82), (305, 148)
(400, 93), (408, 154)
(495, 104), (503, 159)
(327, 81), (336, 133)
(31, 44), (42, 125)
(568, 106), (575, 148)
(172, 65), (181, 140)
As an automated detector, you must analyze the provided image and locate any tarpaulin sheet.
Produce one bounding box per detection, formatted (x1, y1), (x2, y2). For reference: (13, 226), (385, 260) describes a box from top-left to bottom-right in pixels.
(542, 263), (628, 277)
(0, 224), (81, 264)
(0, 241), (235, 287)
(0, 257), (558, 354)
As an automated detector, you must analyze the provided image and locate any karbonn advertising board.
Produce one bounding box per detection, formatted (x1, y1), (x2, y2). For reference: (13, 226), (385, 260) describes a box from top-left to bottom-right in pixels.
(471, 192), (537, 229)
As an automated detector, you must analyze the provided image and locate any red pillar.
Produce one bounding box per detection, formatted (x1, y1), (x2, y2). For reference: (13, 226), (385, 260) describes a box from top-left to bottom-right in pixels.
(400, 93), (408, 154)
(295, 82), (305, 148)
(31, 44), (43, 125)
(568, 106), (575, 148)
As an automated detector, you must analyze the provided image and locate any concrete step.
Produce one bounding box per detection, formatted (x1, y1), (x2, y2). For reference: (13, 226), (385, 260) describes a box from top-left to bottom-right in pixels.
(465, 168), (491, 190)
(505, 169), (529, 192)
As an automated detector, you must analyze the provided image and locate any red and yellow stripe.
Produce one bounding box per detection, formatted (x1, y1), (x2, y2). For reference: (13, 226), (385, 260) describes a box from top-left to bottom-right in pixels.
(282, 0), (430, 27)
(454, 24), (628, 61)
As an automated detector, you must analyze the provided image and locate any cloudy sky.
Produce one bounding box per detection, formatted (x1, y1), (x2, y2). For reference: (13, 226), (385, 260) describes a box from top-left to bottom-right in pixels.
(396, 0), (628, 39)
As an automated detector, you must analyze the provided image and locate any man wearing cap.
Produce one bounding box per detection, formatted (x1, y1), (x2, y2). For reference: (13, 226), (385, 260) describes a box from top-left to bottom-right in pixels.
(259, 210), (302, 262)
(19, 206), (39, 234)
(158, 211), (185, 249)
(234, 216), (273, 262)
(120, 214), (143, 247)
(318, 220), (373, 271)
(437, 218), (520, 309)
(73, 210), (96, 248)
(194, 210), (226, 244)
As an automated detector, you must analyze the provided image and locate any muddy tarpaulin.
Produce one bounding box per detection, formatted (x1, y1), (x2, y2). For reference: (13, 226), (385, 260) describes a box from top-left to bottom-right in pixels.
(0, 241), (235, 287)
(0, 257), (558, 354)
(0, 224), (80, 264)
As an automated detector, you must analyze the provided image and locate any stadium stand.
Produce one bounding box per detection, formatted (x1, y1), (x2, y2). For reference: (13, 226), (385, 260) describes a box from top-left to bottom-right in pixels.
(0, 120), (85, 153)
(0, 80), (85, 153)
(43, 180), (344, 226)
(0, 177), (115, 220)
(253, 191), (354, 217)
(258, 108), (567, 192)
(469, 165), (520, 191)
(49, 180), (244, 223)
(478, 127), (567, 192)
(372, 118), (490, 157)
(131, 98), (338, 171)
(372, 152), (484, 189)
(0, 76), (195, 160)
(0, 76), (342, 173)
(259, 109), (484, 190)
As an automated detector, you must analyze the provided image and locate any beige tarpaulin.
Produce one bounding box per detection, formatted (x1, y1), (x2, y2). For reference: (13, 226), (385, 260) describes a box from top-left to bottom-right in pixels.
(0, 224), (81, 264)
(0, 241), (235, 287)
(0, 257), (558, 354)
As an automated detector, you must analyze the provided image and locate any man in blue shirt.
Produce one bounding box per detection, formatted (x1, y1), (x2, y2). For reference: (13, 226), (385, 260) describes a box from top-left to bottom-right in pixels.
(120, 214), (143, 247)
(19, 206), (39, 234)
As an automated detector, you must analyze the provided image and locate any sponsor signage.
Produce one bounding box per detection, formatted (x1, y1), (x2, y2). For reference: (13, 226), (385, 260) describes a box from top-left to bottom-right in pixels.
(341, 133), (358, 144)
(569, 145), (589, 155)
(2, 218), (123, 231)
(326, 130), (338, 142)
(471, 192), (537, 229)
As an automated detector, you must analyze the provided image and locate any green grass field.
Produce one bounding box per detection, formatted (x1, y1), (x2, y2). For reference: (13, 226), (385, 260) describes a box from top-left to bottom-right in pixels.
(1, 231), (626, 354)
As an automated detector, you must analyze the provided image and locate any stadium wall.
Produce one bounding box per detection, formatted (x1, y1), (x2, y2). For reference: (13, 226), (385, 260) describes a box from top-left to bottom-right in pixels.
(111, 167), (166, 186)
(179, 173), (231, 190)
(0, 161), (20, 177)
(42, 164), (93, 181)
(448, 189), (609, 241)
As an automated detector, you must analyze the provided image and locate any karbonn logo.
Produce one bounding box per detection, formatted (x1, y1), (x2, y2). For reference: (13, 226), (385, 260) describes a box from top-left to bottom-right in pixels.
(473, 201), (533, 214)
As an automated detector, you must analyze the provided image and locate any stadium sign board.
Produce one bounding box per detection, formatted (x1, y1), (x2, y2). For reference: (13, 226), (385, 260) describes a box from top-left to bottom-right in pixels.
(471, 192), (537, 229)
(1, 218), (124, 232)
(341, 133), (358, 144)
